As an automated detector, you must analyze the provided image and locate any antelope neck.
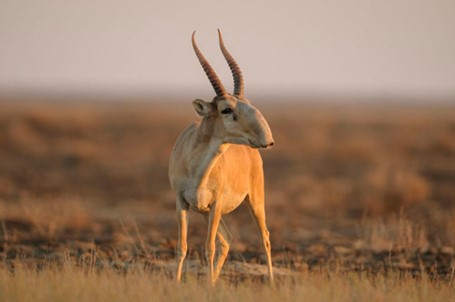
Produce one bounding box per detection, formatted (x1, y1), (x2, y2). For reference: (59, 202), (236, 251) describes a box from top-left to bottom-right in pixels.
(192, 119), (229, 190)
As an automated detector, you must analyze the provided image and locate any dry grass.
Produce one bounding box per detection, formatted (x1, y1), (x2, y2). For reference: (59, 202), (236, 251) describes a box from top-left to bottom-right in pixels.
(0, 261), (453, 302)
(0, 196), (91, 240)
(0, 98), (454, 301)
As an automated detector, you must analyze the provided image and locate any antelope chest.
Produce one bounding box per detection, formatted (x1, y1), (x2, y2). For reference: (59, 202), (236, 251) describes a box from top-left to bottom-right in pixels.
(183, 187), (213, 214)
(183, 184), (248, 215)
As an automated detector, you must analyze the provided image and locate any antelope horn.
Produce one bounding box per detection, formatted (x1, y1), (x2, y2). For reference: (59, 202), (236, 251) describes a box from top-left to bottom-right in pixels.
(192, 31), (226, 97)
(218, 29), (244, 97)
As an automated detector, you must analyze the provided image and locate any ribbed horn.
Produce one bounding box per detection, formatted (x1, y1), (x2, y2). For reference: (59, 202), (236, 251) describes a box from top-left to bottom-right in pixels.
(218, 29), (244, 97)
(192, 31), (226, 97)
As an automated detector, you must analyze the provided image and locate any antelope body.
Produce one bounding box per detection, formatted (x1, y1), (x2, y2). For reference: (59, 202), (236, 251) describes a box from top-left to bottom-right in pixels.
(169, 30), (274, 284)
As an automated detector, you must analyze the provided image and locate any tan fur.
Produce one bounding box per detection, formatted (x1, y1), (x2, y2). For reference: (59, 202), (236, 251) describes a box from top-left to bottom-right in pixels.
(169, 96), (274, 284)
(169, 31), (274, 284)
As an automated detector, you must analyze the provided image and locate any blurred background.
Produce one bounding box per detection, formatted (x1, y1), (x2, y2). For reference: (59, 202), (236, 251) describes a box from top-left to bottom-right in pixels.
(1, 0), (455, 99)
(0, 0), (454, 274)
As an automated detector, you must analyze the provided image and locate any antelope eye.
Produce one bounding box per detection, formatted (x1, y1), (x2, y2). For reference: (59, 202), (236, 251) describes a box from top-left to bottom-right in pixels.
(221, 108), (233, 115)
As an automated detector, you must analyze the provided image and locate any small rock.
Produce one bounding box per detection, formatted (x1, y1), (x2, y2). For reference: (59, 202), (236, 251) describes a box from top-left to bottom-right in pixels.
(307, 244), (327, 256)
(334, 246), (352, 255)
(440, 246), (454, 255)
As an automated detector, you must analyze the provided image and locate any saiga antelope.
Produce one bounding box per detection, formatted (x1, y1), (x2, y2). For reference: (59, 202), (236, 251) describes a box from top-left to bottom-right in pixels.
(169, 29), (275, 284)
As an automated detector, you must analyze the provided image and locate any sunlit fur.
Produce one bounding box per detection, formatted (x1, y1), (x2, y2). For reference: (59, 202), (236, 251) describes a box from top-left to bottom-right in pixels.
(169, 93), (274, 284)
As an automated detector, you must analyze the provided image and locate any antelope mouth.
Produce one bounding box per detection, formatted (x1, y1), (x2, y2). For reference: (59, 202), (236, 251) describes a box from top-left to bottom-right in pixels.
(248, 139), (274, 149)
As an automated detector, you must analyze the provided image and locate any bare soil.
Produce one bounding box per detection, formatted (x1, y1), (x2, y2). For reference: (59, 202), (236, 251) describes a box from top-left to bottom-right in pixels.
(0, 99), (454, 282)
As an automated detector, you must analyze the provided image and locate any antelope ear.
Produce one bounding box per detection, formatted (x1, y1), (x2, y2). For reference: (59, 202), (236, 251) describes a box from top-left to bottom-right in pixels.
(192, 99), (213, 117)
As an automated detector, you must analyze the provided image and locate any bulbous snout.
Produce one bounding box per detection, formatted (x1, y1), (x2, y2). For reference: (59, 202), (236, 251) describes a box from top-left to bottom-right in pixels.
(255, 114), (275, 149)
(227, 102), (275, 150)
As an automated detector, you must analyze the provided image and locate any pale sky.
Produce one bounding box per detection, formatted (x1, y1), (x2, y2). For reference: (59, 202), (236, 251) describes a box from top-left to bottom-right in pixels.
(1, 0), (454, 100)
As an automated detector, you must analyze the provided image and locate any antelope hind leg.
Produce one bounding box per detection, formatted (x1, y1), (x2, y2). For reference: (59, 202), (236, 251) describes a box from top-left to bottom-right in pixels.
(246, 198), (274, 283)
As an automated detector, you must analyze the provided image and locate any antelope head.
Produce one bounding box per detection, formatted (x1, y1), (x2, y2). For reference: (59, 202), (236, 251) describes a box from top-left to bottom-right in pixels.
(192, 30), (274, 149)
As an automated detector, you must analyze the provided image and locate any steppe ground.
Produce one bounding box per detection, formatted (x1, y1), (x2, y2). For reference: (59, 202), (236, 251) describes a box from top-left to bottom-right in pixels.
(0, 97), (454, 301)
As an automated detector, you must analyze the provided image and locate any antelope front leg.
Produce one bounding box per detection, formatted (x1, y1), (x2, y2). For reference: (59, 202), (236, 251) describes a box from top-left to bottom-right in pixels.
(176, 200), (189, 282)
(206, 202), (222, 284)
(203, 216), (231, 282)
(213, 228), (229, 282)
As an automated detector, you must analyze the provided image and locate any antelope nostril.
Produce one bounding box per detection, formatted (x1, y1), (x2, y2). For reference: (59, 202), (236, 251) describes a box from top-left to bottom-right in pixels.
(260, 141), (274, 149)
